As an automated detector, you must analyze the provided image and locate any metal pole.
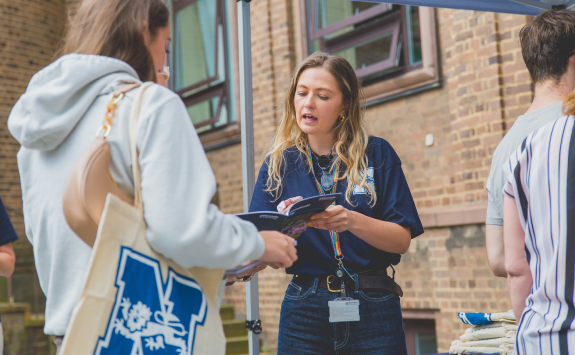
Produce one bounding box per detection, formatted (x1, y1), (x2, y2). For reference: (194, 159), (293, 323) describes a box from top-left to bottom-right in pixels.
(238, 1), (260, 355)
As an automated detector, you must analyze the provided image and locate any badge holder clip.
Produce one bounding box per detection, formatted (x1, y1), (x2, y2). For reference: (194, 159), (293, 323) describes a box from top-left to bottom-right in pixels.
(328, 261), (360, 322)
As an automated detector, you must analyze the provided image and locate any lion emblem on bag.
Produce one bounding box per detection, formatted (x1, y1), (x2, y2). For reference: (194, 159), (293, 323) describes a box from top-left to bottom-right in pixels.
(94, 247), (207, 355)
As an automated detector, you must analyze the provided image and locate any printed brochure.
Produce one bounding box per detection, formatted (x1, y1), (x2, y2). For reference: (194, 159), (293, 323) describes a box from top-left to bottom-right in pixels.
(237, 193), (341, 239)
(225, 193), (341, 276)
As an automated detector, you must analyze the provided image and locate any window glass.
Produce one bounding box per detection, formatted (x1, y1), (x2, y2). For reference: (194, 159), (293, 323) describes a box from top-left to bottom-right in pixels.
(407, 6), (422, 64)
(334, 32), (394, 71)
(174, 0), (217, 91)
(415, 332), (437, 355)
(187, 95), (220, 127)
(307, 1), (422, 81)
(404, 318), (438, 355)
(173, 0), (234, 134)
(314, 0), (391, 40)
(315, 0), (379, 30)
(223, 0), (236, 123)
(214, 104), (228, 128)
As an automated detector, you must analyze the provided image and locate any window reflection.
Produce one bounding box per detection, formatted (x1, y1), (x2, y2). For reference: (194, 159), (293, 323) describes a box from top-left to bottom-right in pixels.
(174, 0), (217, 91)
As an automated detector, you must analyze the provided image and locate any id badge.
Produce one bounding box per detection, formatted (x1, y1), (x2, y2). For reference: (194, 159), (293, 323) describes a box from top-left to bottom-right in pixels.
(328, 298), (360, 323)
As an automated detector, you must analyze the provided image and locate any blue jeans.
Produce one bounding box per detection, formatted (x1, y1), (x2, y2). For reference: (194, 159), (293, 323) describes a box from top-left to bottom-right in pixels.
(277, 276), (408, 355)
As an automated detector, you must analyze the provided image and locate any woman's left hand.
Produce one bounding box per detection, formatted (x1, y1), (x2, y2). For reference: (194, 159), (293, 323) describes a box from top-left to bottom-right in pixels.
(225, 262), (269, 286)
(307, 205), (356, 233)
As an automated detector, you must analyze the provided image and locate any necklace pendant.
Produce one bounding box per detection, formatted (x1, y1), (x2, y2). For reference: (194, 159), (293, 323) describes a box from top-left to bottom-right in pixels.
(321, 174), (334, 191)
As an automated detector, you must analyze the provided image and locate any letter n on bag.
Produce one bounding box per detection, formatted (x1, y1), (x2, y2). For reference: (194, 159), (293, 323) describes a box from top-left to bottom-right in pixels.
(94, 247), (207, 355)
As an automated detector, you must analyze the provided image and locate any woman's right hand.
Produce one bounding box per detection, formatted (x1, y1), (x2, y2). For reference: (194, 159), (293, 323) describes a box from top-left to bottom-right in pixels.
(258, 231), (297, 268)
(277, 196), (303, 214)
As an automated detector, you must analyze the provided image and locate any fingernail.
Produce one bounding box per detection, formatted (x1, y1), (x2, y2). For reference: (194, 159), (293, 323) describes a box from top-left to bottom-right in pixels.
(307, 222), (312, 227)
(311, 216), (315, 220)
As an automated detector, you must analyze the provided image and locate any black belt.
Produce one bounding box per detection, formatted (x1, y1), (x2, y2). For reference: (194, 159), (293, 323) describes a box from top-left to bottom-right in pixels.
(293, 270), (403, 297)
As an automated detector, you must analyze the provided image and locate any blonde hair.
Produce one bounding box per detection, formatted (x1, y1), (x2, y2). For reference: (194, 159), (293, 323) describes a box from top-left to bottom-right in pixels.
(265, 52), (376, 206)
(564, 90), (575, 116)
(59, 0), (169, 82)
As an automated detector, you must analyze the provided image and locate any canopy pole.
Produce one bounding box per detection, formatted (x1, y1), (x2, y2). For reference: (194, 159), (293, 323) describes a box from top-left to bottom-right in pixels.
(238, 1), (260, 355)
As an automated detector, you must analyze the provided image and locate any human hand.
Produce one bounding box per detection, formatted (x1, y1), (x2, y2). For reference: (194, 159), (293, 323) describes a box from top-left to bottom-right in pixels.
(224, 262), (269, 286)
(307, 205), (356, 233)
(277, 196), (303, 214)
(259, 231), (298, 268)
(236, 262), (269, 278)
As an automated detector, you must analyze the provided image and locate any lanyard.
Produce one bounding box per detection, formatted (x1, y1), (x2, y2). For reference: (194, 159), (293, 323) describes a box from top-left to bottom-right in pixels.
(306, 143), (343, 260)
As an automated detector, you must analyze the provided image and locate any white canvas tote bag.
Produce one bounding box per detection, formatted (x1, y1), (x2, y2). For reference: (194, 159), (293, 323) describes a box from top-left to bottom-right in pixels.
(60, 82), (226, 355)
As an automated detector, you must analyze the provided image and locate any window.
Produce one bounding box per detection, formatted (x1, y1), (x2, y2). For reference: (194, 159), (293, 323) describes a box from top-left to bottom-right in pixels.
(171, 0), (236, 134)
(403, 311), (439, 355)
(303, 0), (439, 103)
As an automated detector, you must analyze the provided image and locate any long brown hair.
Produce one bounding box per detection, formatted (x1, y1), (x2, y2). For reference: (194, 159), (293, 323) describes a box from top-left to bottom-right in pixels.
(266, 52), (375, 206)
(59, 0), (169, 82)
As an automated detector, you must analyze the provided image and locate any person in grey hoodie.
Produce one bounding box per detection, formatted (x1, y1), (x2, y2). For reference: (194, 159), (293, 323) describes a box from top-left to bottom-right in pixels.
(7, 0), (297, 344)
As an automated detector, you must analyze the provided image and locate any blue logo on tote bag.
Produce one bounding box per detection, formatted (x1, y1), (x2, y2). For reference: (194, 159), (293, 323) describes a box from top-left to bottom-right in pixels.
(94, 247), (206, 355)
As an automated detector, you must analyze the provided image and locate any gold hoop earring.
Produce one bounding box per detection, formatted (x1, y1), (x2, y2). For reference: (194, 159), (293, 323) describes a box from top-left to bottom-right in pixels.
(339, 115), (345, 122)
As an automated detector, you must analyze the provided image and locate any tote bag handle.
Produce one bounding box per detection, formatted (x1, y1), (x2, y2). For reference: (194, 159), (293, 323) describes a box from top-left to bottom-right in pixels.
(128, 81), (155, 214)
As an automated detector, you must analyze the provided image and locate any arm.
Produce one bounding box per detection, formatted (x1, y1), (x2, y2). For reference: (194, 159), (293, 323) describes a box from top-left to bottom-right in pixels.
(486, 224), (507, 277)
(0, 197), (17, 277)
(309, 160), (419, 254)
(137, 93), (270, 268)
(504, 195), (531, 321)
(0, 243), (15, 278)
(308, 206), (411, 254)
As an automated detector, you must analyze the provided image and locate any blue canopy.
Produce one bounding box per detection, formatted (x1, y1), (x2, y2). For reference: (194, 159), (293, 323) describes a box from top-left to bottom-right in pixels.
(354, 0), (575, 16)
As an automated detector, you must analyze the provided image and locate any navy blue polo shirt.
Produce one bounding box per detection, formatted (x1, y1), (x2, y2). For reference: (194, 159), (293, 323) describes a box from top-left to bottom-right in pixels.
(0, 197), (18, 247)
(250, 136), (424, 276)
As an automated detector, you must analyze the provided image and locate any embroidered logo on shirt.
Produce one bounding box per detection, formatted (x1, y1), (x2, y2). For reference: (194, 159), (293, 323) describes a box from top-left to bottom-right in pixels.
(353, 168), (374, 195)
(94, 247), (206, 355)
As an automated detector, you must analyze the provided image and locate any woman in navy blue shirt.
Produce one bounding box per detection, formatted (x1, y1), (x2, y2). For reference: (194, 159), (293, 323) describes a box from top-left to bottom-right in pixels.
(250, 52), (424, 354)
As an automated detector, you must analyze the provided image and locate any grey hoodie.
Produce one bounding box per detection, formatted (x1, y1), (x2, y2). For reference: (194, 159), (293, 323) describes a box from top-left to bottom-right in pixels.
(8, 54), (264, 335)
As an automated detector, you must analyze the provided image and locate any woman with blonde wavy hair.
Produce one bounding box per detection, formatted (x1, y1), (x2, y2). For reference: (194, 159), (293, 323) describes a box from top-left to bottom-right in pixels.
(250, 52), (424, 354)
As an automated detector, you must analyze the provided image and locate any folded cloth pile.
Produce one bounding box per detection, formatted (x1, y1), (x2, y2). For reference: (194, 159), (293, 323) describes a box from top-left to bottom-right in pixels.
(449, 311), (517, 355)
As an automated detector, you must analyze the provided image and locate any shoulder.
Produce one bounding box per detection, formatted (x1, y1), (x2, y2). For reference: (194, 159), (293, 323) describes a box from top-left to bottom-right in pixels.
(522, 115), (572, 157)
(133, 83), (183, 109)
(280, 146), (306, 166)
(366, 136), (401, 168)
(500, 117), (563, 183)
(494, 106), (565, 163)
(260, 146), (305, 174)
(125, 84), (190, 133)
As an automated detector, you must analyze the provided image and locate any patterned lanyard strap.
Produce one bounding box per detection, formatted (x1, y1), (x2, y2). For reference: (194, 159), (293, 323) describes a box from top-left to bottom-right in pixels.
(306, 143), (343, 260)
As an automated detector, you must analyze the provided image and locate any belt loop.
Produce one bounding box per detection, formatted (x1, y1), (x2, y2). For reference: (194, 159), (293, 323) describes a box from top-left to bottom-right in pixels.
(354, 273), (359, 294)
(390, 265), (396, 281)
(312, 276), (319, 294)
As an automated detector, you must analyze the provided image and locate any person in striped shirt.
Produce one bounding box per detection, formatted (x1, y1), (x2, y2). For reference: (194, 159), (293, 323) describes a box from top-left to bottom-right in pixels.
(504, 94), (575, 354)
(486, 9), (575, 278)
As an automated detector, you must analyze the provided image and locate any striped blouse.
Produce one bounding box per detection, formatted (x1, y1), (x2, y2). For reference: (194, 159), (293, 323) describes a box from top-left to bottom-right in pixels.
(503, 115), (575, 355)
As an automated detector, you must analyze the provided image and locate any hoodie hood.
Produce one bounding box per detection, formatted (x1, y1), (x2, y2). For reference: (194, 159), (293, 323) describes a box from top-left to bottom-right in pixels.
(8, 54), (141, 151)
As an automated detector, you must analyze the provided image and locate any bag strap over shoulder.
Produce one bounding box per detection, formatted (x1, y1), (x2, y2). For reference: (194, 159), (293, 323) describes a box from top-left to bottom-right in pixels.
(128, 82), (155, 214)
(62, 81), (153, 247)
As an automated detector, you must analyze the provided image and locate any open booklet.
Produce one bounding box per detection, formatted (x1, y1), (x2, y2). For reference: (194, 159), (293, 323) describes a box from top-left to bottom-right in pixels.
(225, 193), (341, 276)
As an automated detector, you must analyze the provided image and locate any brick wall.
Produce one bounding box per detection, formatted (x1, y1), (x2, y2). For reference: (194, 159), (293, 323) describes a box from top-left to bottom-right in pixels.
(0, 0), (67, 235)
(0, 1), (68, 352)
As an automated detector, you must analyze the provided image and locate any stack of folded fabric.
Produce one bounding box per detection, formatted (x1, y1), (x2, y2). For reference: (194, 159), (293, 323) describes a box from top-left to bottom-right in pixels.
(449, 311), (517, 355)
